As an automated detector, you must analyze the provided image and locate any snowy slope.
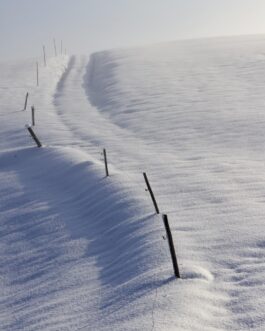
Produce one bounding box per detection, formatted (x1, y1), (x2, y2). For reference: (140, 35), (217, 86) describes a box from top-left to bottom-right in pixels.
(1, 35), (265, 330)
(0, 58), (170, 331)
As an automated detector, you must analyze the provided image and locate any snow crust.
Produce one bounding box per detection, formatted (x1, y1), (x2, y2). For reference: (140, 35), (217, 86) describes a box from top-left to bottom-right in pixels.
(1, 35), (265, 330)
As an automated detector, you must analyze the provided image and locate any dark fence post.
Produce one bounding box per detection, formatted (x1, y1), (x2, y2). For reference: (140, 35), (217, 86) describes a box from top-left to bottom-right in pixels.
(103, 148), (109, 177)
(143, 172), (160, 214)
(27, 126), (42, 148)
(31, 106), (35, 126)
(162, 214), (180, 279)
(23, 92), (29, 111)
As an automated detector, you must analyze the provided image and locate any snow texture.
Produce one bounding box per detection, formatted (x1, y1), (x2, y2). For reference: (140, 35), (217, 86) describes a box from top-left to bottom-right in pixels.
(1, 35), (265, 330)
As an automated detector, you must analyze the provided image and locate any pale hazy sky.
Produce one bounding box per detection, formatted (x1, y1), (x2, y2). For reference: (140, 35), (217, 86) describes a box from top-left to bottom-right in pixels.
(1, 0), (265, 61)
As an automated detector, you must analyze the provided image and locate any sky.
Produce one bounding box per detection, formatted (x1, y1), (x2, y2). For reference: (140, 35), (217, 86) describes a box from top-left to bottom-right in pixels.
(1, 0), (265, 61)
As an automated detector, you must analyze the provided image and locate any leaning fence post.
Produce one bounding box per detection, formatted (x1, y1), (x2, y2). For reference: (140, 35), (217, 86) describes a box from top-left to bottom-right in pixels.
(27, 126), (42, 148)
(103, 148), (109, 177)
(23, 92), (29, 111)
(143, 172), (160, 214)
(162, 214), (180, 278)
(31, 106), (35, 126)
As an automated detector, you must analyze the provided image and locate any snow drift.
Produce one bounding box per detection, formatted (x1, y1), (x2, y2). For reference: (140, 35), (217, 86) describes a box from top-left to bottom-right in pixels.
(1, 35), (265, 330)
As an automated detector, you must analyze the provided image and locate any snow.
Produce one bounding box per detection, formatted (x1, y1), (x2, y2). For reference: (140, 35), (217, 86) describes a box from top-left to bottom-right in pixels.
(1, 34), (265, 330)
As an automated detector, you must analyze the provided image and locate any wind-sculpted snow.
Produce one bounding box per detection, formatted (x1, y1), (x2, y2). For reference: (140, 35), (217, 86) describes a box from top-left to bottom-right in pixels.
(83, 36), (265, 330)
(1, 35), (265, 330)
(87, 36), (265, 158)
(0, 147), (172, 330)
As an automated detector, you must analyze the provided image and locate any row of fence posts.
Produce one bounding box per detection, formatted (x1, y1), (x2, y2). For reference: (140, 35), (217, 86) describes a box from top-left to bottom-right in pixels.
(24, 103), (181, 278)
(96, 155), (181, 278)
(23, 46), (180, 278)
(23, 92), (42, 147)
(143, 172), (180, 278)
(36, 39), (66, 86)
(103, 150), (180, 281)
(24, 39), (66, 145)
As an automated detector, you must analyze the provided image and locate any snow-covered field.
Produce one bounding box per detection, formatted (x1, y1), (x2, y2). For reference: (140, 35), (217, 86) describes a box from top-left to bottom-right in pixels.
(1, 35), (265, 330)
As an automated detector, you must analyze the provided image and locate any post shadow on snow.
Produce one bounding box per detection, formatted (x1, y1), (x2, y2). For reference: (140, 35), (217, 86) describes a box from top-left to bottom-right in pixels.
(101, 275), (175, 311)
(80, 210), (165, 287)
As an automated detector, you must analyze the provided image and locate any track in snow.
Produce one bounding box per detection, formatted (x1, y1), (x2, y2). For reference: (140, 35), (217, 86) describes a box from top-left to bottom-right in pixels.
(1, 35), (265, 330)
(52, 41), (265, 330)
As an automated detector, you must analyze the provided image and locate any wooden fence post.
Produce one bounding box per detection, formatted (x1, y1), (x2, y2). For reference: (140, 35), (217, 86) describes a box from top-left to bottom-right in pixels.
(43, 45), (46, 66)
(53, 38), (57, 56)
(23, 92), (29, 111)
(103, 148), (109, 177)
(162, 214), (180, 278)
(27, 126), (42, 147)
(31, 106), (35, 126)
(143, 172), (160, 214)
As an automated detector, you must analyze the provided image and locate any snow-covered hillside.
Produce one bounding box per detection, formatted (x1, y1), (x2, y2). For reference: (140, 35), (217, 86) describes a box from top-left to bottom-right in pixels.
(1, 35), (265, 330)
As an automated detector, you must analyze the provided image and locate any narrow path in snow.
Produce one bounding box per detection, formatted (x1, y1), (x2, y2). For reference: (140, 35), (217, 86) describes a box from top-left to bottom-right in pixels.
(52, 55), (157, 172)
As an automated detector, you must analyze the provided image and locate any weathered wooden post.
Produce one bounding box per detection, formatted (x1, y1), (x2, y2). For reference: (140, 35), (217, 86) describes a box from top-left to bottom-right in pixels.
(103, 148), (109, 177)
(31, 106), (35, 126)
(27, 126), (42, 148)
(143, 172), (160, 214)
(23, 92), (29, 111)
(162, 214), (180, 278)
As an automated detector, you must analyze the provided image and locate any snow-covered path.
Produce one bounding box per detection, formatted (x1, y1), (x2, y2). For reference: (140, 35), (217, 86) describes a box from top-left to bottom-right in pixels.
(1, 35), (265, 330)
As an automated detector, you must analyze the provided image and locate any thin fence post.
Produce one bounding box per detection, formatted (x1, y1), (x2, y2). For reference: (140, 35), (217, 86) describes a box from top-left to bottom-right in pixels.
(31, 106), (35, 126)
(27, 126), (42, 148)
(53, 38), (57, 56)
(43, 45), (46, 66)
(36, 62), (39, 86)
(23, 92), (29, 111)
(162, 214), (180, 279)
(103, 148), (109, 177)
(143, 172), (160, 214)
